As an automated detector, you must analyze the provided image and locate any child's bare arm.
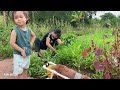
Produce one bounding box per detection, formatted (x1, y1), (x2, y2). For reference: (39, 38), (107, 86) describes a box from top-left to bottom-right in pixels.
(30, 31), (36, 47)
(10, 30), (26, 58)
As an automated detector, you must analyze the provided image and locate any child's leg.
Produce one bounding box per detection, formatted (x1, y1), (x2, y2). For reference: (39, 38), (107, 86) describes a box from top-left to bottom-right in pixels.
(22, 69), (29, 79)
(15, 69), (28, 79)
(23, 56), (30, 78)
(13, 54), (24, 79)
(16, 73), (24, 79)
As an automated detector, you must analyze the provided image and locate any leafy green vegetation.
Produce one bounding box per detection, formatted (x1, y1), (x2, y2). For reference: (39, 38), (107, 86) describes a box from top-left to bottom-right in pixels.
(1, 11), (120, 79)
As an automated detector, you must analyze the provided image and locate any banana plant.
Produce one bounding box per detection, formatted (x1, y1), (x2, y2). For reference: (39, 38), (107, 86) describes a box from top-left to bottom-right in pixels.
(71, 11), (86, 30)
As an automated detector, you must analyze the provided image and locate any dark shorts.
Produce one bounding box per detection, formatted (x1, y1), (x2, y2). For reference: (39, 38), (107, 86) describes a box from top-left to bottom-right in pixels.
(34, 38), (47, 52)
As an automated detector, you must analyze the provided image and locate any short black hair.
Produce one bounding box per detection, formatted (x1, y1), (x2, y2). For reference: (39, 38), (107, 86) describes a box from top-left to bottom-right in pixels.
(54, 29), (61, 38)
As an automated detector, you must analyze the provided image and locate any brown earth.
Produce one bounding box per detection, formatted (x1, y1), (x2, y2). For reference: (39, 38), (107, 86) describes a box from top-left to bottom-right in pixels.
(0, 58), (35, 79)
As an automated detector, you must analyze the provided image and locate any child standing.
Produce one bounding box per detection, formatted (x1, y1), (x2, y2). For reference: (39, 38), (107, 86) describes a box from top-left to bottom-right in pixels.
(10, 11), (36, 79)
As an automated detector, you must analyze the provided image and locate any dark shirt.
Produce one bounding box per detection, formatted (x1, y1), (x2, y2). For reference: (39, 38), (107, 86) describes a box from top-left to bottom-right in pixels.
(41, 32), (59, 49)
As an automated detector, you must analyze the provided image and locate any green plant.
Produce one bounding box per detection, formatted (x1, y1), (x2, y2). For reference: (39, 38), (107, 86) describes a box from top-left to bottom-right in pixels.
(28, 53), (47, 78)
(61, 32), (77, 45)
(92, 71), (104, 79)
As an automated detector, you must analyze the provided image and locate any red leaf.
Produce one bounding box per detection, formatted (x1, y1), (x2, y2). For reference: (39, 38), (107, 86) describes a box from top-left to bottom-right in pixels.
(117, 62), (120, 66)
(94, 61), (105, 71)
(104, 59), (113, 71)
(86, 47), (91, 52)
(95, 47), (102, 56)
(82, 47), (91, 58)
(82, 50), (87, 58)
(104, 72), (111, 79)
(104, 59), (109, 65)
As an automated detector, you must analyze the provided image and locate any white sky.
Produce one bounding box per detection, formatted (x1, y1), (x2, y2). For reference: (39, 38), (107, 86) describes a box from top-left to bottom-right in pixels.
(93, 11), (120, 19)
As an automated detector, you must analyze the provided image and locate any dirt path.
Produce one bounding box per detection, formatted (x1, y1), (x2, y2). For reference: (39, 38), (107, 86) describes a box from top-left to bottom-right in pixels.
(0, 58), (34, 79)
(0, 58), (15, 79)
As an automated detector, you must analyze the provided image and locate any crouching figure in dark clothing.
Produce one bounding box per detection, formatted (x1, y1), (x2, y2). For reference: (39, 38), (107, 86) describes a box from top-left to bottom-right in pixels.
(34, 29), (64, 57)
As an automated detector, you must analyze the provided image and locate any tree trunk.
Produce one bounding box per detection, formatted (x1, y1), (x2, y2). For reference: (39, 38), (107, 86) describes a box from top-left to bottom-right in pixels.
(3, 11), (7, 29)
(32, 11), (34, 24)
(31, 11), (35, 29)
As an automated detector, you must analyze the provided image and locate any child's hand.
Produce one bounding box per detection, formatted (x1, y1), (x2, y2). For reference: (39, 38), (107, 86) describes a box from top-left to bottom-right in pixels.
(21, 50), (26, 58)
